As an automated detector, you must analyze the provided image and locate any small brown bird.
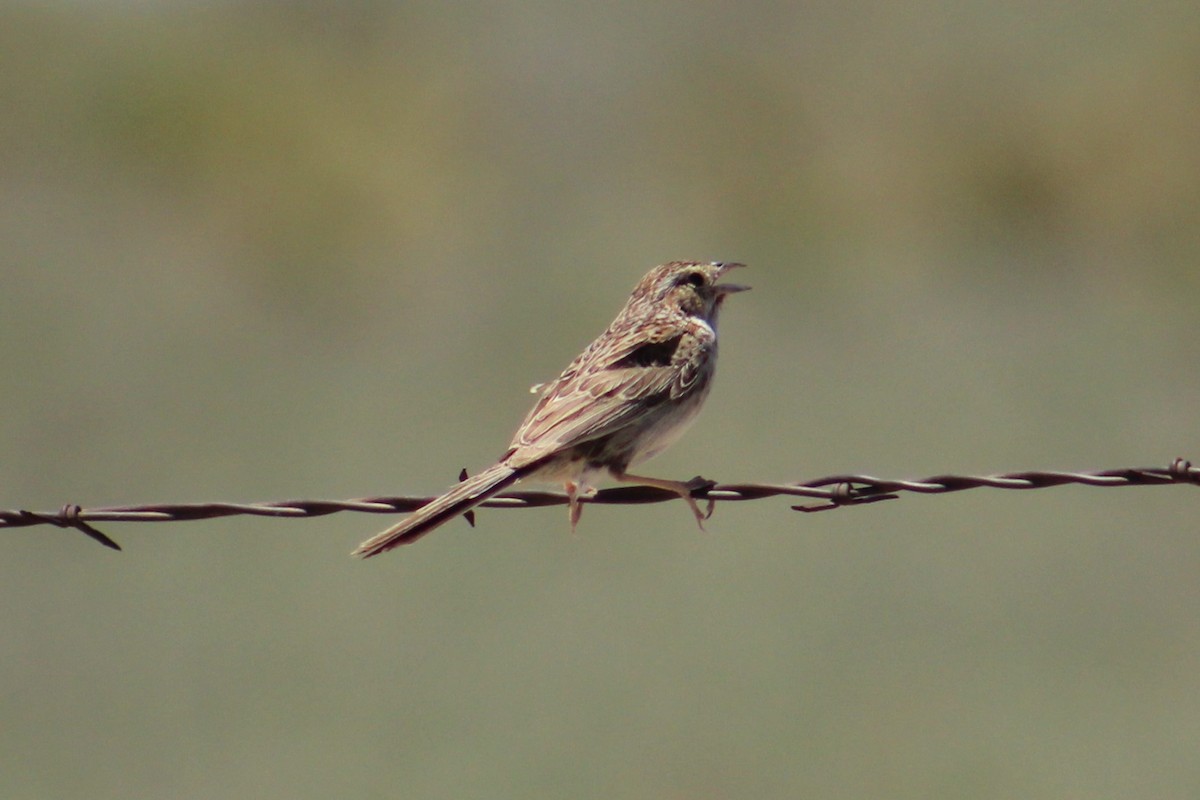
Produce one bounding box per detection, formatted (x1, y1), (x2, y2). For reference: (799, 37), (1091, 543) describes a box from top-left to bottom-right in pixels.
(353, 261), (748, 557)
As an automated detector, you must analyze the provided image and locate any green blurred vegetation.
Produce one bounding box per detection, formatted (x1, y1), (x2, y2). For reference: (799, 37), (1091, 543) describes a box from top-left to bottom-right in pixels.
(2, 3), (1198, 798)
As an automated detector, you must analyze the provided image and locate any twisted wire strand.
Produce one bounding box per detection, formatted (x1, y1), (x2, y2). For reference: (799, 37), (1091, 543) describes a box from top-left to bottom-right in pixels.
(3, 458), (1196, 550)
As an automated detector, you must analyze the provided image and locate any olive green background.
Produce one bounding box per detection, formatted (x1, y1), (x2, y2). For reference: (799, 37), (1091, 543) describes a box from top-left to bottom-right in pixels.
(3, 3), (1198, 798)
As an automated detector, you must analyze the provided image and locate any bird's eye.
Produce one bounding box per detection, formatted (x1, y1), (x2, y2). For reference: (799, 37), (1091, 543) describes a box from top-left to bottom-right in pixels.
(679, 271), (706, 288)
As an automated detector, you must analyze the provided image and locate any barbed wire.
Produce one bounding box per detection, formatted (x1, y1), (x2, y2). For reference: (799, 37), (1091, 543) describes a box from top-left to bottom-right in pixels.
(3, 458), (1196, 551)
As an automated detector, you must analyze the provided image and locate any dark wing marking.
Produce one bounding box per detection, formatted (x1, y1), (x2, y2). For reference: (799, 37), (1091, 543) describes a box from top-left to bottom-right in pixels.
(611, 334), (683, 368)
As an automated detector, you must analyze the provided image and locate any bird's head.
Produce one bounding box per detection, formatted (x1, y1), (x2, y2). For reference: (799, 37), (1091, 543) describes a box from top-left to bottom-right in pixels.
(636, 261), (750, 321)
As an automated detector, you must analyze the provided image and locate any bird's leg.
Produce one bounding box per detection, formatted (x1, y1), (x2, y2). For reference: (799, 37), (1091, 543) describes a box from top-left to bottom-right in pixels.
(566, 481), (583, 533)
(613, 472), (714, 530)
(565, 480), (599, 533)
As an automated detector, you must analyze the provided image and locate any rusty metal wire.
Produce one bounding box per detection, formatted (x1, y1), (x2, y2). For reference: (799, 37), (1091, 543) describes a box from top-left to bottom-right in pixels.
(3, 458), (1196, 551)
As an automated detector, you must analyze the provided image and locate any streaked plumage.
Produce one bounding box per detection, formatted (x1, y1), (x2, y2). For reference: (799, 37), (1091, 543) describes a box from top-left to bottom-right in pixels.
(353, 261), (748, 557)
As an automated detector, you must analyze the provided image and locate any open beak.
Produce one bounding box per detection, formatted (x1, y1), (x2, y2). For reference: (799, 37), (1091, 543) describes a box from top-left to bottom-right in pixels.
(713, 261), (750, 295)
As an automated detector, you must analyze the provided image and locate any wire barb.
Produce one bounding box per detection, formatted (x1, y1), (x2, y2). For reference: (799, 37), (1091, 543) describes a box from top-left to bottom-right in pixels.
(459, 468), (477, 528)
(2, 458), (1195, 550)
(9, 504), (125, 551)
(793, 481), (900, 512)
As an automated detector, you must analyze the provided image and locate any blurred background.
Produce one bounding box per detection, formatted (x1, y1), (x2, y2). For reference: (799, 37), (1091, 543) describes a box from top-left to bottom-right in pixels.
(3, 2), (1198, 797)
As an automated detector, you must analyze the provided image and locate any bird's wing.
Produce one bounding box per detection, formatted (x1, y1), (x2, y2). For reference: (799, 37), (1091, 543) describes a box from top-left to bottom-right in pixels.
(508, 321), (710, 463)
(509, 366), (676, 461)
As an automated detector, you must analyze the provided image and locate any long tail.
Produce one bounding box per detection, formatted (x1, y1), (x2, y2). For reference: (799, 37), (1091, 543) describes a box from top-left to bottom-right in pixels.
(352, 460), (533, 557)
